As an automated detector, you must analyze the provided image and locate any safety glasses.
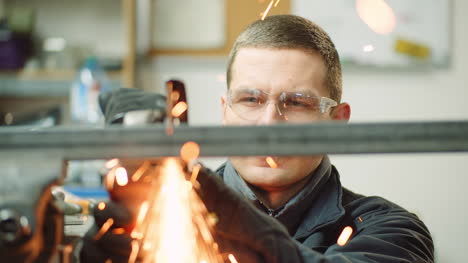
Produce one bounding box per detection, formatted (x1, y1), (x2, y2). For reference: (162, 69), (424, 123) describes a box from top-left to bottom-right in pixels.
(227, 88), (337, 122)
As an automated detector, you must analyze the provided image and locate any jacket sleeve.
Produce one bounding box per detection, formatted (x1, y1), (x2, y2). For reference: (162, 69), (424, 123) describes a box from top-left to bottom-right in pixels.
(296, 197), (434, 263)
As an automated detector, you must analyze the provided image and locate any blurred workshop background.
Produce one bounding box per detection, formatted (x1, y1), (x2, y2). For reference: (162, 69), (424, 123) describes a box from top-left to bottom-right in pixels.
(0, 0), (467, 261)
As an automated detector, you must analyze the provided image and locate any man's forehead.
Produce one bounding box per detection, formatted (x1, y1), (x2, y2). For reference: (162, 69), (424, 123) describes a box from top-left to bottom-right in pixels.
(233, 47), (324, 63)
(230, 47), (327, 96)
(231, 48), (326, 78)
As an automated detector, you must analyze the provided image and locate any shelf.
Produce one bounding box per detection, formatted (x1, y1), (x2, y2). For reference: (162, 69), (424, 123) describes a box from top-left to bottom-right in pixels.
(0, 69), (122, 81)
(0, 69), (123, 97)
(3, 0), (136, 90)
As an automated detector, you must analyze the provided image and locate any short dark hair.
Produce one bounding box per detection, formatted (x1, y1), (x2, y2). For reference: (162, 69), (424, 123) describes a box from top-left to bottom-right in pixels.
(227, 14), (342, 102)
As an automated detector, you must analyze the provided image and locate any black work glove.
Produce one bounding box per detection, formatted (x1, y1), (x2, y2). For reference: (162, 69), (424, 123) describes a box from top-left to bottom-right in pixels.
(98, 88), (166, 124)
(194, 166), (303, 263)
(80, 201), (135, 263)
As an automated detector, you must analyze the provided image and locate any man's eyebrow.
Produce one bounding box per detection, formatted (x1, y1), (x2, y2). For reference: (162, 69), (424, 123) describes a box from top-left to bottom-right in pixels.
(234, 86), (320, 97)
(234, 87), (260, 93)
(284, 88), (319, 97)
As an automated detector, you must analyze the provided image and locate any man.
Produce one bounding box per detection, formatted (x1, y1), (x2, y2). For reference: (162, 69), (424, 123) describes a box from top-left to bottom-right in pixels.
(82, 15), (434, 262)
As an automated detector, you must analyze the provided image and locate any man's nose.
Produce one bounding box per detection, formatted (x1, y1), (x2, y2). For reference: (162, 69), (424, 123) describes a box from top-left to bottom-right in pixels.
(257, 102), (286, 125)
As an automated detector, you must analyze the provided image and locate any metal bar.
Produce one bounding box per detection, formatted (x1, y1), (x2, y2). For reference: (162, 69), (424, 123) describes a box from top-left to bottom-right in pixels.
(0, 121), (467, 160)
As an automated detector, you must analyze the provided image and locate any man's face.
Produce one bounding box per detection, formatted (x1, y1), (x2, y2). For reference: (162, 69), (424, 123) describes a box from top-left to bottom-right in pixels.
(222, 47), (337, 192)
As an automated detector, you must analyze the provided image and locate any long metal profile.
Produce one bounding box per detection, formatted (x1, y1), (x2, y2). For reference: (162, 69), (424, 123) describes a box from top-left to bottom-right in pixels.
(0, 121), (467, 160)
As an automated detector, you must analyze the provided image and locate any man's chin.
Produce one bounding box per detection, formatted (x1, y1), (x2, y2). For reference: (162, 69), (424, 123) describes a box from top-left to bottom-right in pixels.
(229, 155), (323, 192)
(238, 165), (290, 187)
(230, 156), (288, 179)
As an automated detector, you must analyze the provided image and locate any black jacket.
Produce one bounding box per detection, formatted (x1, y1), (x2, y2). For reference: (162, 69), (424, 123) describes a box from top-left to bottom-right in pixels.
(216, 157), (434, 262)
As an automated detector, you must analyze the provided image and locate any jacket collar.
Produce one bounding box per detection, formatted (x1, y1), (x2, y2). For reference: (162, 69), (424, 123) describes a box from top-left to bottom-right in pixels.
(218, 156), (345, 239)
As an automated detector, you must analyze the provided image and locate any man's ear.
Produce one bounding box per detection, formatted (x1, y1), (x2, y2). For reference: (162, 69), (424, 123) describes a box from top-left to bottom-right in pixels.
(221, 94), (227, 125)
(331, 102), (351, 122)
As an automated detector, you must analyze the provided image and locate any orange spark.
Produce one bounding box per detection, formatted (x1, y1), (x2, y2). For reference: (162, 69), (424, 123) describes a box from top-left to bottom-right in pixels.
(131, 158), (222, 263)
(190, 164), (202, 183)
(337, 226), (353, 246)
(132, 161), (151, 182)
(128, 240), (140, 263)
(228, 254), (239, 263)
(265, 156), (278, 168)
(105, 158), (119, 169)
(97, 202), (106, 211)
(112, 228), (125, 235)
(261, 0), (274, 20)
(356, 0), (396, 35)
(207, 213), (219, 227)
(131, 232), (144, 240)
(62, 244), (73, 263)
(105, 167), (116, 191)
(180, 141), (200, 163)
(274, 0), (281, 7)
(115, 167), (128, 186)
(94, 218), (114, 241)
(131, 202), (149, 239)
(358, 217), (363, 222)
(136, 201), (149, 227)
(172, 101), (188, 118)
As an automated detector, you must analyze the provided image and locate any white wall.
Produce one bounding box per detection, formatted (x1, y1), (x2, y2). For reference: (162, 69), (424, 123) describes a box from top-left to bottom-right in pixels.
(331, 2), (468, 261)
(147, 1), (468, 261)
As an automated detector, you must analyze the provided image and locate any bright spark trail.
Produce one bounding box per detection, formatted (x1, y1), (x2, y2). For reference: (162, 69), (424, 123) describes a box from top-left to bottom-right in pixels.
(128, 158), (223, 263)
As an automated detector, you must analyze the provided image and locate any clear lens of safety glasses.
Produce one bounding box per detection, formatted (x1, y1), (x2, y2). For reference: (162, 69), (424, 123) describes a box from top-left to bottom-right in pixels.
(227, 89), (338, 121)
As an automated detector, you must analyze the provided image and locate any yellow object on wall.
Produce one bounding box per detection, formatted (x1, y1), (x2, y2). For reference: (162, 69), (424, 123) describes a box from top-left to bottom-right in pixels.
(394, 38), (431, 60)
